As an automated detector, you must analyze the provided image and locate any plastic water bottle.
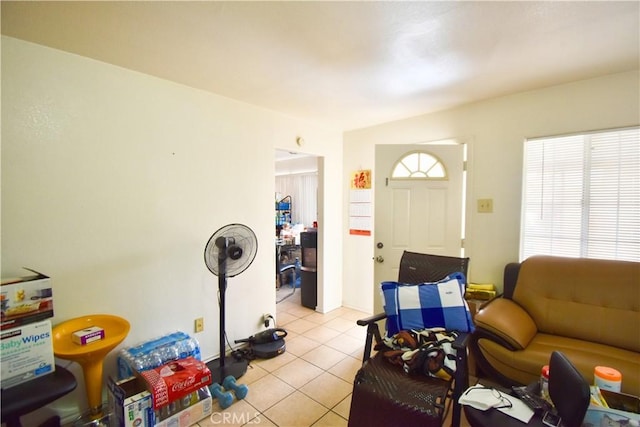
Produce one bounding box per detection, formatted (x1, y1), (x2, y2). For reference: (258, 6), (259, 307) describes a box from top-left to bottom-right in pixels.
(540, 365), (550, 401)
(148, 351), (163, 369)
(159, 344), (180, 364)
(168, 400), (179, 416)
(181, 391), (199, 409)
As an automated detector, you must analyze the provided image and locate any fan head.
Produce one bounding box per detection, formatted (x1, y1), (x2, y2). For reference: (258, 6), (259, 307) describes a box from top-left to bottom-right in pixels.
(204, 223), (258, 277)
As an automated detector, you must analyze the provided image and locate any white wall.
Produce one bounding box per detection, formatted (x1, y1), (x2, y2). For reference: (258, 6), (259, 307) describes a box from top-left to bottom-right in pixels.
(1, 36), (343, 423)
(275, 155), (318, 176)
(342, 70), (640, 313)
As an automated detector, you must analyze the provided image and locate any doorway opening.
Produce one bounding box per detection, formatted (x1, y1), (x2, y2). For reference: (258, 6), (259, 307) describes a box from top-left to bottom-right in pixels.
(275, 149), (320, 308)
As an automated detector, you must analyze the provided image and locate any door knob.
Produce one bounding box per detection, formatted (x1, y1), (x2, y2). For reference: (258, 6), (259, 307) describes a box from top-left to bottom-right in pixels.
(374, 255), (384, 263)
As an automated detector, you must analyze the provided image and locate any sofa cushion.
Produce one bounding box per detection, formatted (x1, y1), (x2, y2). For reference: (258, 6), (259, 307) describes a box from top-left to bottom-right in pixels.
(476, 333), (640, 396)
(513, 256), (640, 353)
(381, 272), (474, 335)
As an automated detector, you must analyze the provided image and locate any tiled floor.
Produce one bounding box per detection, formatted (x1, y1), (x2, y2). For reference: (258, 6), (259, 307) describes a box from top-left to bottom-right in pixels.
(195, 289), (472, 427)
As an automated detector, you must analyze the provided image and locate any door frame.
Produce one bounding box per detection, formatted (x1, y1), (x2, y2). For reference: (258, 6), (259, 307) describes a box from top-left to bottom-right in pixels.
(274, 150), (323, 309)
(372, 139), (470, 313)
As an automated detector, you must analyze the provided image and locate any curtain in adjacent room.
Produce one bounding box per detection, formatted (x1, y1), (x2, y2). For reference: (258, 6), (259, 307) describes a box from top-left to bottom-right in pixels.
(275, 173), (318, 228)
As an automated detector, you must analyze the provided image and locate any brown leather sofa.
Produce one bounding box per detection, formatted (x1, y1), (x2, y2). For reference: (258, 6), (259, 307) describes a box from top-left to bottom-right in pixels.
(470, 255), (640, 396)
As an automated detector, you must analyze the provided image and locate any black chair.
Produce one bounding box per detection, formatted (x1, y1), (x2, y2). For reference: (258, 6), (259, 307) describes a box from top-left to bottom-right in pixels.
(1, 365), (77, 427)
(348, 251), (471, 427)
(276, 244), (298, 303)
(276, 244), (296, 285)
(549, 351), (591, 427)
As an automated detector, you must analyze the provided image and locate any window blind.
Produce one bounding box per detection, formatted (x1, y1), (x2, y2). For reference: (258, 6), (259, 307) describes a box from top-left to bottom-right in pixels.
(521, 127), (639, 262)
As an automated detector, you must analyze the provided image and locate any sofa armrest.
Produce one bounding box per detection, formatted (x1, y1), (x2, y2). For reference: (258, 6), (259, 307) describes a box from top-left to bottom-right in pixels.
(474, 298), (537, 350)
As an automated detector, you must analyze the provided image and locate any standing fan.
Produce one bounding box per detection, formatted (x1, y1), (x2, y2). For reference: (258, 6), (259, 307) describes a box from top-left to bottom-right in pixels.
(204, 223), (257, 383)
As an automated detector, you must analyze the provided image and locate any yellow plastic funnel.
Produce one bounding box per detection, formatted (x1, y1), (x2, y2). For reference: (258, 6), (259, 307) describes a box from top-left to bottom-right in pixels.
(52, 314), (130, 416)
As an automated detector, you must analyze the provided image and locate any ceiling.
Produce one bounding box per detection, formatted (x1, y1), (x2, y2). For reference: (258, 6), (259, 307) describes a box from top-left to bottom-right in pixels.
(2, 1), (638, 131)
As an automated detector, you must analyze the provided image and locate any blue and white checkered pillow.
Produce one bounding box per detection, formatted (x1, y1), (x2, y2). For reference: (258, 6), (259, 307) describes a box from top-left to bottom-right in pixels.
(381, 272), (475, 335)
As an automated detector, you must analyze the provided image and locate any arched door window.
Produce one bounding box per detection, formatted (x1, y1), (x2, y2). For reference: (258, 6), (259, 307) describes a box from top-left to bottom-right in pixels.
(391, 151), (447, 179)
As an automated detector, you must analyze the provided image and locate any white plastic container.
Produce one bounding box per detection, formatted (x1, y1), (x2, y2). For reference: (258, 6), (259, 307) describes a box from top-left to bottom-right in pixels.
(594, 366), (622, 392)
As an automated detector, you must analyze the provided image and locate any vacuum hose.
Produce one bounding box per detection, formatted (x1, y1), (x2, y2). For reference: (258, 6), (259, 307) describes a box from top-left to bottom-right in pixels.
(234, 328), (288, 344)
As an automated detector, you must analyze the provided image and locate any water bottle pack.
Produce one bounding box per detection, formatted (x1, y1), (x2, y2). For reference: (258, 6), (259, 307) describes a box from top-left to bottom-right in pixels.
(117, 331), (201, 379)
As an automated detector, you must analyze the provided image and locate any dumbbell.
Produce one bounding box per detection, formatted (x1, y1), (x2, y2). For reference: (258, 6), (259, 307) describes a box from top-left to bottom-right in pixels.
(209, 382), (234, 409)
(223, 375), (249, 400)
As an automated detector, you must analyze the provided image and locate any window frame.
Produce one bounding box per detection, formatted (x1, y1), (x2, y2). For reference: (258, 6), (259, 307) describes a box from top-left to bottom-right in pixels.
(520, 126), (639, 262)
(390, 150), (448, 181)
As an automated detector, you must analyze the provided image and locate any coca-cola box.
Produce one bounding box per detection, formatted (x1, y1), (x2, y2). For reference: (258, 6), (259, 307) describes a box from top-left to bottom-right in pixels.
(140, 357), (212, 409)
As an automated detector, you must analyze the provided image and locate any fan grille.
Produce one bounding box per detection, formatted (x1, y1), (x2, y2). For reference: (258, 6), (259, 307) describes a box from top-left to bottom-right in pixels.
(204, 224), (258, 277)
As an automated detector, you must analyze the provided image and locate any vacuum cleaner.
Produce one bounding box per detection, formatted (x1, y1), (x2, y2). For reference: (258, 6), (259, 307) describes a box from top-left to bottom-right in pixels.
(235, 328), (287, 359)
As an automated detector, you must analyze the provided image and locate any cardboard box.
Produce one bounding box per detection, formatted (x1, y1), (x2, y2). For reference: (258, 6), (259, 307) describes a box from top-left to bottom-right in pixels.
(582, 405), (640, 426)
(72, 326), (105, 345)
(1, 268), (53, 331)
(1, 319), (55, 389)
(108, 376), (154, 427)
(140, 357), (212, 409)
(582, 389), (640, 426)
(155, 392), (213, 427)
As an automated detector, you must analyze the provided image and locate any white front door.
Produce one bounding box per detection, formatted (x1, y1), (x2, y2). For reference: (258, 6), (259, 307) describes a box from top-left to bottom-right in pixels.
(373, 144), (465, 313)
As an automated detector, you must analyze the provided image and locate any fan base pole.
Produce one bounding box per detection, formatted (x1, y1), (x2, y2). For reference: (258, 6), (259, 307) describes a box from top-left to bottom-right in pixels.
(207, 358), (248, 385)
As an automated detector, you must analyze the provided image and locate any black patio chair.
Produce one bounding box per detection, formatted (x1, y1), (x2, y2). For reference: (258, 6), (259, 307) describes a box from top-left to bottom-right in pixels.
(348, 251), (471, 427)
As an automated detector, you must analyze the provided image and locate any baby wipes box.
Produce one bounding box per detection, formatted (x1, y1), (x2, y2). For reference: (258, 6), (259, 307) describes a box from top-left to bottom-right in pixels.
(0, 319), (55, 388)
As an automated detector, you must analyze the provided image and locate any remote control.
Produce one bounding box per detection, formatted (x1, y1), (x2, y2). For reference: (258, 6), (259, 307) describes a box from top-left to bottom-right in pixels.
(511, 386), (552, 412)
